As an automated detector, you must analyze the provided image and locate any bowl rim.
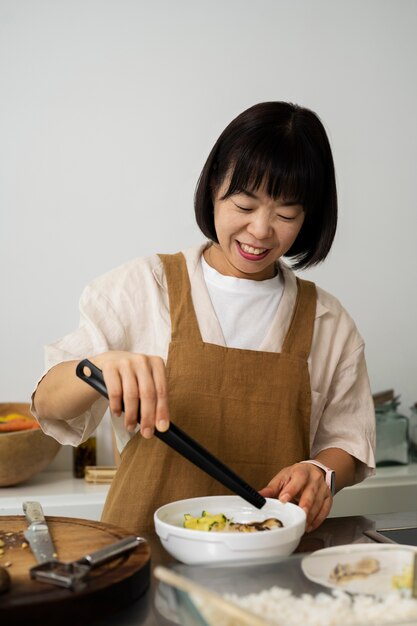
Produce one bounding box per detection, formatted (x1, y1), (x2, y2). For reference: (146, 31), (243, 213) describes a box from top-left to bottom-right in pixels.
(0, 427), (41, 435)
(154, 495), (306, 540)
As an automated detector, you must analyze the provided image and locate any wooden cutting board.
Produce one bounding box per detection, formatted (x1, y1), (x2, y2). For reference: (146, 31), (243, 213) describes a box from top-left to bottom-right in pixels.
(0, 515), (151, 625)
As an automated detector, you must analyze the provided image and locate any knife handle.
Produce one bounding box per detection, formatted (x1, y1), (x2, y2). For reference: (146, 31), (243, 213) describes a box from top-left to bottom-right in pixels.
(23, 501), (46, 524)
(77, 536), (144, 569)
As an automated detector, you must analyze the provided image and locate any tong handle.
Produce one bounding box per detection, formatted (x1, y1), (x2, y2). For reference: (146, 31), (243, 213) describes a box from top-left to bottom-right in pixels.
(76, 359), (266, 510)
(77, 536), (144, 569)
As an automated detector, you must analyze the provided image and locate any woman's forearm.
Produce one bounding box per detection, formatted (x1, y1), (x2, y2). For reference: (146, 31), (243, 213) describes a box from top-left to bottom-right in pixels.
(314, 447), (358, 492)
(33, 360), (101, 421)
(34, 351), (170, 436)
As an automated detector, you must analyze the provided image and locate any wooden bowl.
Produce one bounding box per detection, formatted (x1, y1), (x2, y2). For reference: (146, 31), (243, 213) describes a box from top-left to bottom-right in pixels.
(0, 403), (61, 487)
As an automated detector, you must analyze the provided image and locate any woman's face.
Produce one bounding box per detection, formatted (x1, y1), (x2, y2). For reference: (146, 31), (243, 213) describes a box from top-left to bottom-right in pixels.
(206, 177), (305, 280)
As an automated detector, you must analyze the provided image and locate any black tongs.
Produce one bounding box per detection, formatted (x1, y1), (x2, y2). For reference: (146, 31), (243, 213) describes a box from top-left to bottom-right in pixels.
(76, 359), (266, 509)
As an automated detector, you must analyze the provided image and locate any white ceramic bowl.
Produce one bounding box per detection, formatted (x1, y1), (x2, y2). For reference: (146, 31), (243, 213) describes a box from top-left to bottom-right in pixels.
(154, 495), (306, 565)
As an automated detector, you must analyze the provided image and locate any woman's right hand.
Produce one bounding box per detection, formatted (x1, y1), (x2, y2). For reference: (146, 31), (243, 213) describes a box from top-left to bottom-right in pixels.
(90, 351), (170, 438)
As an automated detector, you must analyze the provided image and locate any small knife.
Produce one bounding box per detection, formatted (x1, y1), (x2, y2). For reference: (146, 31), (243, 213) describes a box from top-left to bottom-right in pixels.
(23, 501), (57, 564)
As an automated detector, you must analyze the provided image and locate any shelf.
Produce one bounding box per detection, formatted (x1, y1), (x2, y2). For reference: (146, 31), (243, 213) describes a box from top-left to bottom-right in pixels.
(331, 463), (417, 517)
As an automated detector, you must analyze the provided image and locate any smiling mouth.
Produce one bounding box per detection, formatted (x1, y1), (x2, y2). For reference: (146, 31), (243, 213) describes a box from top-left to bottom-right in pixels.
(236, 241), (271, 260)
(239, 242), (268, 255)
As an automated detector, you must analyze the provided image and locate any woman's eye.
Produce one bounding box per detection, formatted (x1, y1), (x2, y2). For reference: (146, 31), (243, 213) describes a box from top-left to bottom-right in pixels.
(277, 214), (296, 221)
(234, 203), (253, 211)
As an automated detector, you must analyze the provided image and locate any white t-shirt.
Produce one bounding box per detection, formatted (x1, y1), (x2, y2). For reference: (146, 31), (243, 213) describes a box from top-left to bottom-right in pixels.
(201, 256), (283, 350)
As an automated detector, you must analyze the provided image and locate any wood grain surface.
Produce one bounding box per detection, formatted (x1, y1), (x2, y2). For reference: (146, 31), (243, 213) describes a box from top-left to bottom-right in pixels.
(0, 515), (151, 625)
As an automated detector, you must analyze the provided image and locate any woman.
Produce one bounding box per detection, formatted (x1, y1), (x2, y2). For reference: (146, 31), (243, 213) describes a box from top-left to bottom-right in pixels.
(32, 102), (376, 534)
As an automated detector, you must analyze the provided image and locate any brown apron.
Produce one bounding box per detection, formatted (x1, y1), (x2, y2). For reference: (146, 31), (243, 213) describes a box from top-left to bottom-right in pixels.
(101, 252), (316, 533)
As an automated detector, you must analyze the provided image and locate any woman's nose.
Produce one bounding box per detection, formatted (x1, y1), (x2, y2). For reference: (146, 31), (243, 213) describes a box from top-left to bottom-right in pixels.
(247, 211), (273, 239)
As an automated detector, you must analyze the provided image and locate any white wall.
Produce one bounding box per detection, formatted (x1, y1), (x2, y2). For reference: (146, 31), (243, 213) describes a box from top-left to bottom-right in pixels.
(1, 0), (416, 470)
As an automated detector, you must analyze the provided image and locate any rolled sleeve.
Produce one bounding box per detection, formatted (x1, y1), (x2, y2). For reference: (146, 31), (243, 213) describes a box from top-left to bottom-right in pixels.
(310, 344), (376, 482)
(31, 285), (127, 446)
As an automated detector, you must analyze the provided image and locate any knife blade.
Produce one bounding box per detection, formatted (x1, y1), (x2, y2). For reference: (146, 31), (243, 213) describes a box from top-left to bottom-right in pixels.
(23, 501), (57, 564)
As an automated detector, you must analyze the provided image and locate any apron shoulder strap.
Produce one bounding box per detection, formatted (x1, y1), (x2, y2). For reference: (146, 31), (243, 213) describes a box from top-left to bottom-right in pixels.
(158, 253), (202, 342)
(281, 278), (317, 359)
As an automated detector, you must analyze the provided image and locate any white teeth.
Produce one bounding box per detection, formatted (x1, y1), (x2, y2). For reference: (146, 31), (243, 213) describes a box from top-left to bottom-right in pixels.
(240, 243), (267, 255)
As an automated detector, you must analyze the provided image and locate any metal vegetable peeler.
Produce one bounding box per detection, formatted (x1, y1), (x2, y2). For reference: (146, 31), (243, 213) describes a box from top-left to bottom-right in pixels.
(29, 535), (144, 591)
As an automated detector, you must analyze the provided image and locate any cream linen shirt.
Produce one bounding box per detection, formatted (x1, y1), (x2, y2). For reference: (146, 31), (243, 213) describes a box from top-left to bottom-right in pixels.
(32, 243), (376, 482)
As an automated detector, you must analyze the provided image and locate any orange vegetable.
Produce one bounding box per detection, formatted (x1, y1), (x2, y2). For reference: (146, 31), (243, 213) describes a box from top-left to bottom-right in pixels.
(0, 413), (41, 432)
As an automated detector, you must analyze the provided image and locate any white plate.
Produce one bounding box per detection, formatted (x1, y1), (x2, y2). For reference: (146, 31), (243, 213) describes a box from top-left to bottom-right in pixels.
(154, 495), (306, 565)
(302, 543), (417, 596)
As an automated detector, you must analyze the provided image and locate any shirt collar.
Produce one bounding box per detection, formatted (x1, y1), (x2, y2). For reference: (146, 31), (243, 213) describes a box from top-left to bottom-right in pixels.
(153, 242), (328, 322)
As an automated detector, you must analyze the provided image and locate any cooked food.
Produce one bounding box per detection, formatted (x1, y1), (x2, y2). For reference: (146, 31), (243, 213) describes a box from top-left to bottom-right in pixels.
(392, 563), (413, 590)
(183, 511), (283, 532)
(193, 585), (417, 626)
(329, 557), (380, 584)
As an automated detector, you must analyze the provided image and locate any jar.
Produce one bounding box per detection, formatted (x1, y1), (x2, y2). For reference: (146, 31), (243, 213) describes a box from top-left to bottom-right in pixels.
(409, 403), (417, 462)
(73, 436), (97, 478)
(375, 398), (409, 466)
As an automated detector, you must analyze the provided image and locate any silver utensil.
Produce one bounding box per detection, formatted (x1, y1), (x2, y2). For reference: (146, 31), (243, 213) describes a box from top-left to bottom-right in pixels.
(23, 501), (57, 564)
(29, 535), (144, 591)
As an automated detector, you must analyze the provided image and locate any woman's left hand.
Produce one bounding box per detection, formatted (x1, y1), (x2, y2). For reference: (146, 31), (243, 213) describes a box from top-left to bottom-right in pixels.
(259, 462), (333, 532)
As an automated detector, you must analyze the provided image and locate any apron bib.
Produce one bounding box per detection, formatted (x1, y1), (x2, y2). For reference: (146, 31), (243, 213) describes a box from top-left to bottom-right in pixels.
(101, 252), (316, 532)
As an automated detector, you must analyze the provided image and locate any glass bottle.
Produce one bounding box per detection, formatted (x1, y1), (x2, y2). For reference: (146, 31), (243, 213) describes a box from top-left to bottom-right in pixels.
(73, 436), (97, 478)
(375, 397), (409, 466)
(409, 403), (417, 462)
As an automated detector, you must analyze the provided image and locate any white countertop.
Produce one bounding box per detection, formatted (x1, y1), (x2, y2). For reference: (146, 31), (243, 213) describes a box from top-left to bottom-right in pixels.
(0, 471), (109, 520)
(332, 463), (417, 516)
(1, 464), (417, 519)
(342, 463), (417, 488)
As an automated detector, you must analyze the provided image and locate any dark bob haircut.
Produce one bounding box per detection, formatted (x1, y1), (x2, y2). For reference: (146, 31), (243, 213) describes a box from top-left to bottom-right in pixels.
(194, 102), (337, 270)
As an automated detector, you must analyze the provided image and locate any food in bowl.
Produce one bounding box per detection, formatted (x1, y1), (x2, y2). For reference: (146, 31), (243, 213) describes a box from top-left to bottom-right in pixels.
(154, 495), (306, 564)
(183, 510), (283, 532)
(0, 411), (41, 432)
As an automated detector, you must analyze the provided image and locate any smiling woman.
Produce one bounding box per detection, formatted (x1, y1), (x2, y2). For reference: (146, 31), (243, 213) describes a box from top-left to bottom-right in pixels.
(31, 101), (375, 537)
(205, 181), (306, 280)
(194, 101), (337, 271)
